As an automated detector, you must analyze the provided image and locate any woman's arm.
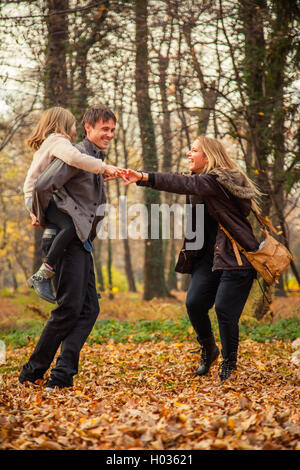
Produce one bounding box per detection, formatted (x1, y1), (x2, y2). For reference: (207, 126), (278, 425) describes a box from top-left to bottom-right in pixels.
(123, 169), (217, 198)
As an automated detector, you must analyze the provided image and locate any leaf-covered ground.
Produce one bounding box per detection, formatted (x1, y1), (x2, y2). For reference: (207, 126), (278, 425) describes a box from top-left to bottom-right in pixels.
(0, 338), (299, 450)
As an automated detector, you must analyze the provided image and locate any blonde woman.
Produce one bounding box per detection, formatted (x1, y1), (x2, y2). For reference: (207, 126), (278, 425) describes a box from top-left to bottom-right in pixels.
(24, 106), (120, 303)
(121, 136), (262, 382)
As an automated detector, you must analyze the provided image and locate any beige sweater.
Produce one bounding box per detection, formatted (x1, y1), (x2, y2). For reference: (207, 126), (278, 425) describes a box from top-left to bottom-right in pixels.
(23, 133), (106, 199)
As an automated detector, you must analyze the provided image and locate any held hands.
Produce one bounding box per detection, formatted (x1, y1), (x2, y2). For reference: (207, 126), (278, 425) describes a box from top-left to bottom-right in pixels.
(122, 169), (148, 185)
(104, 168), (147, 185)
(103, 165), (128, 181)
(30, 168), (145, 231)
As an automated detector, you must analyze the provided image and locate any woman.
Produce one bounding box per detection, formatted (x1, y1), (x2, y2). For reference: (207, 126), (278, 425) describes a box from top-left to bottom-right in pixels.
(121, 136), (262, 382)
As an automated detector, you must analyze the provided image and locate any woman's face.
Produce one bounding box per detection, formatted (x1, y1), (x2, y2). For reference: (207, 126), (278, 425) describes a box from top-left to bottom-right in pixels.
(187, 140), (208, 174)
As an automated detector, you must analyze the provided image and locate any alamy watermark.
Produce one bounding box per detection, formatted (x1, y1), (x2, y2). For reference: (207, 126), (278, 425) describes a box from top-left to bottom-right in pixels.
(95, 196), (204, 250)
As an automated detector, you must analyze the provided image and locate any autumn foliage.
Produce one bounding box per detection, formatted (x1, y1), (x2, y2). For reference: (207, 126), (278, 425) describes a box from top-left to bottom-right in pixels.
(0, 337), (299, 451)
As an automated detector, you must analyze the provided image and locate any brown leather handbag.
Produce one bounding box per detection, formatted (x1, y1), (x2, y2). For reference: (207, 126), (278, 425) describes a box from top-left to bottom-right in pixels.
(220, 212), (295, 286)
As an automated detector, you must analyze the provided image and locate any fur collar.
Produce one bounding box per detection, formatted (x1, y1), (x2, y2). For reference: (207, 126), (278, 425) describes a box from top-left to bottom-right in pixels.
(210, 168), (256, 200)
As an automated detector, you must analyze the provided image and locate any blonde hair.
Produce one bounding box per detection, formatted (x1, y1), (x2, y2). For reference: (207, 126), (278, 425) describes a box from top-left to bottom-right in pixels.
(195, 135), (262, 213)
(27, 107), (76, 150)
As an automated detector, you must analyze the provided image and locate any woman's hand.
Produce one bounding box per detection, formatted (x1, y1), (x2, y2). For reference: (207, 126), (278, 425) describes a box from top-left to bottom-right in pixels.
(121, 169), (148, 185)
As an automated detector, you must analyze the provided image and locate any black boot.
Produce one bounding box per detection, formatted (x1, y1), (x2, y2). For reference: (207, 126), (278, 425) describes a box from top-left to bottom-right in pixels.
(27, 263), (56, 304)
(195, 336), (220, 376)
(219, 351), (238, 382)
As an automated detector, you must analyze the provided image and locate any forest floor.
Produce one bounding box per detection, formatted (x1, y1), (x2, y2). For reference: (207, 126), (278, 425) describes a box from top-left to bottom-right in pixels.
(0, 291), (299, 451)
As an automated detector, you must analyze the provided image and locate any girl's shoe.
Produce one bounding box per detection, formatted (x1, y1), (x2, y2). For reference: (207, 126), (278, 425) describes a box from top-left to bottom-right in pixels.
(27, 263), (56, 303)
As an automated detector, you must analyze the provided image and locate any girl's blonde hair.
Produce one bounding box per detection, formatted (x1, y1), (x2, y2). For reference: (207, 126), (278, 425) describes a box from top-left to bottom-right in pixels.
(27, 107), (76, 150)
(195, 135), (262, 213)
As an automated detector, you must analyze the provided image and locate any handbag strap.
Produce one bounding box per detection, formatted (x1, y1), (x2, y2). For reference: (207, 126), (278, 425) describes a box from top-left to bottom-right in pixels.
(219, 223), (272, 304)
(251, 209), (277, 234)
(220, 208), (277, 265)
(219, 224), (246, 266)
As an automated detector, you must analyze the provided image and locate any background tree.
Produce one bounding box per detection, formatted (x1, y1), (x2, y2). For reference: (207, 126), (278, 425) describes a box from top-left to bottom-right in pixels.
(218, 0), (300, 315)
(135, 0), (168, 299)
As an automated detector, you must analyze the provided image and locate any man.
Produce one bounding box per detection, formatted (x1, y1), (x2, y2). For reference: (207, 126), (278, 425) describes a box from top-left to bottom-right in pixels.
(19, 104), (118, 391)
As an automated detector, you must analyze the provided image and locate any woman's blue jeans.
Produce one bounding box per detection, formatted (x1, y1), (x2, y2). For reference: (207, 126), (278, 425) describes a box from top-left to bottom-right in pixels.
(185, 253), (256, 358)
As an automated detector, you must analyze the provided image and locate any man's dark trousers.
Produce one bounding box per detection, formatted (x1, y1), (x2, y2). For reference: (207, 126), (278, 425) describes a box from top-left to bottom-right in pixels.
(20, 237), (99, 386)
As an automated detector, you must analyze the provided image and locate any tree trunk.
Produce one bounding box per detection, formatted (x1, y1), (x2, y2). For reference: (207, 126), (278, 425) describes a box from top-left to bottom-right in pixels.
(44, 0), (69, 108)
(33, 228), (43, 273)
(106, 179), (114, 299)
(7, 258), (18, 291)
(70, 0), (110, 130)
(158, 49), (177, 290)
(123, 238), (137, 292)
(135, 0), (168, 300)
(93, 238), (105, 292)
(237, 0), (300, 315)
(112, 114), (137, 293)
(167, 237), (178, 291)
(238, 0), (275, 318)
(158, 55), (173, 174)
(266, 0), (300, 289)
(182, 24), (218, 135)
(32, 0), (69, 272)
(107, 237), (113, 299)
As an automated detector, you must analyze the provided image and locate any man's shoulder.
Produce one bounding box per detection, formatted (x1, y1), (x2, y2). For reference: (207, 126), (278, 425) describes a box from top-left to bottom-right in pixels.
(75, 138), (105, 160)
(75, 138), (91, 154)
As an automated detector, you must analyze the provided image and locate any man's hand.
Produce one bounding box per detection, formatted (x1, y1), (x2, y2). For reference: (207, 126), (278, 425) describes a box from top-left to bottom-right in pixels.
(104, 165), (123, 177)
(103, 165), (129, 182)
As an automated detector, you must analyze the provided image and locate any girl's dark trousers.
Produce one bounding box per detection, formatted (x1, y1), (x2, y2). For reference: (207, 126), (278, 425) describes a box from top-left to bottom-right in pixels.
(43, 198), (76, 269)
(185, 252), (256, 358)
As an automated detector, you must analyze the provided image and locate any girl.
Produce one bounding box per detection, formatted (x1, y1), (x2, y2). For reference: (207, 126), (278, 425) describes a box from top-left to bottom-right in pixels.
(24, 106), (120, 303)
(120, 136), (262, 382)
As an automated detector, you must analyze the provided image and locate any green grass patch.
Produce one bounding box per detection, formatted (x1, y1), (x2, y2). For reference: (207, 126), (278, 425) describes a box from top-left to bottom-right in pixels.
(1, 315), (299, 350)
(239, 317), (300, 343)
(0, 321), (44, 349)
(88, 317), (196, 344)
(0, 287), (15, 298)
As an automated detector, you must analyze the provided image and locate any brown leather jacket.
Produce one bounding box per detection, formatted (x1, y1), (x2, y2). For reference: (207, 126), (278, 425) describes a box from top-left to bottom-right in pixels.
(138, 169), (260, 273)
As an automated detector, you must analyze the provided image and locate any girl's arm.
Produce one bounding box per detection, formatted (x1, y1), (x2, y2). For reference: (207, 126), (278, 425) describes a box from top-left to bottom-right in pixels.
(23, 136), (110, 200)
(49, 135), (117, 175)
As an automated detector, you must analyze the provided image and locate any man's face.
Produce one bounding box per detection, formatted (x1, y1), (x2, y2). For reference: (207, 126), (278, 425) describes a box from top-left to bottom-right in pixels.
(85, 118), (115, 149)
